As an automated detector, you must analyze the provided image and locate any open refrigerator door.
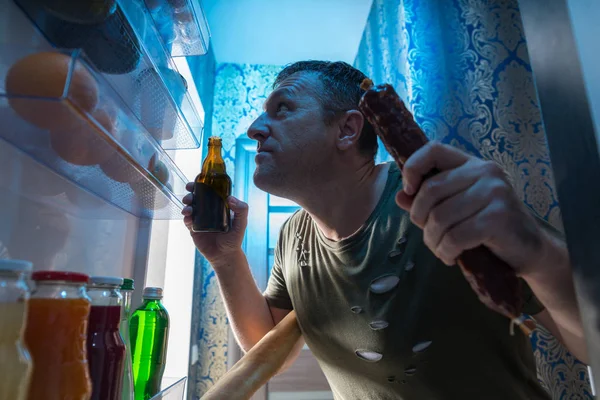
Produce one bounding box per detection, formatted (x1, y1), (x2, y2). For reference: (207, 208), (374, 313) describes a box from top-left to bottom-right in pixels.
(0, 0), (209, 398)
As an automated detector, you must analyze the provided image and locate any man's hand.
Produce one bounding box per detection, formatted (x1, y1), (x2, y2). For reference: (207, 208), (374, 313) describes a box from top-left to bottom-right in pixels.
(395, 142), (544, 275)
(182, 182), (248, 264)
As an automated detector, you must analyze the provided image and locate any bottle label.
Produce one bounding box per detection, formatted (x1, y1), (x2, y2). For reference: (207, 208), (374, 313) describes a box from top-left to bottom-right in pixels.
(192, 183), (231, 232)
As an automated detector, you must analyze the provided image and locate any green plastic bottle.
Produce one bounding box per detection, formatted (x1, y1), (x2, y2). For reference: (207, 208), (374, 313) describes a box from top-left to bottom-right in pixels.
(130, 287), (169, 400)
(120, 278), (135, 400)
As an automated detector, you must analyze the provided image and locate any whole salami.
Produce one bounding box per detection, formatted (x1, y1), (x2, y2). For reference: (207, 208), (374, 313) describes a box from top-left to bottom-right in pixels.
(359, 78), (535, 335)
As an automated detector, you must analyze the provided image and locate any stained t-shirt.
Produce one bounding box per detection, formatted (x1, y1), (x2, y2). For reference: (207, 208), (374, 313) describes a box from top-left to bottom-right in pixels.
(264, 162), (550, 400)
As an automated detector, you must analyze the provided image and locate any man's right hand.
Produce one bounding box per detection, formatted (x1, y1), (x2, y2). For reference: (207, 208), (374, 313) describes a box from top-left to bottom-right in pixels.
(182, 182), (249, 264)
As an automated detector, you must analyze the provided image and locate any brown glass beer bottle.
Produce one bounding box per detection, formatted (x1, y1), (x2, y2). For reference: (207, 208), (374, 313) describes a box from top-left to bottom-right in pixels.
(192, 137), (232, 232)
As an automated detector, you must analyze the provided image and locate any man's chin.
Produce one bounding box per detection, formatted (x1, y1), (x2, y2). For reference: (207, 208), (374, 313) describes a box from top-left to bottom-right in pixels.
(253, 170), (281, 194)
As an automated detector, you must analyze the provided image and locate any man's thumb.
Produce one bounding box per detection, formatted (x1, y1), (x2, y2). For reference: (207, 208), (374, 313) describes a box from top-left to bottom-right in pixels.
(228, 196), (248, 232)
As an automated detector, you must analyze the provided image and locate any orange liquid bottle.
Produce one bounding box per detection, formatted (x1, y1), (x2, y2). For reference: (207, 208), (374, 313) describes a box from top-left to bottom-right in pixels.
(25, 271), (92, 400)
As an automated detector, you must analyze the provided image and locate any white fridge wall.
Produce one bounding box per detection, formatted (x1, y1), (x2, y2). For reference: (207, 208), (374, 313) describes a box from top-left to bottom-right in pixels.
(0, 140), (138, 277)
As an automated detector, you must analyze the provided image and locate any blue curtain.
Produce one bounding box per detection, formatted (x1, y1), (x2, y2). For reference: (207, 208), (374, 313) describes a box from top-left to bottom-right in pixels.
(189, 63), (282, 398)
(354, 0), (591, 398)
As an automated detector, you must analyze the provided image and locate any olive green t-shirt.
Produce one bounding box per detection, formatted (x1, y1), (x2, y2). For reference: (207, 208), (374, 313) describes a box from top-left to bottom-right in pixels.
(264, 162), (550, 400)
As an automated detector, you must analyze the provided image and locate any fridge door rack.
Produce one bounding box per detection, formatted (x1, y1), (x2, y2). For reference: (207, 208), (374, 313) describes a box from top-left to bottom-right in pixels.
(0, 45), (189, 219)
(141, 0), (211, 57)
(150, 377), (187, 399)
(13, 0), (204, 150)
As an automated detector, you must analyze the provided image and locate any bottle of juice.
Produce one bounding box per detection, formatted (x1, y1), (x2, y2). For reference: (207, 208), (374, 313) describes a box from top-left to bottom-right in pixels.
(25, 271), (92, 400)
(120, 278), (135, 400)
(0, 259), (33, 400)
(130, 287), (170, 399)
(87, 276), (126, 400)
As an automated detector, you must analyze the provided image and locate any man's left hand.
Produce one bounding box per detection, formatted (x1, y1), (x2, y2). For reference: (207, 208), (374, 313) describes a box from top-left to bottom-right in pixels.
(395, 141), (545, 275)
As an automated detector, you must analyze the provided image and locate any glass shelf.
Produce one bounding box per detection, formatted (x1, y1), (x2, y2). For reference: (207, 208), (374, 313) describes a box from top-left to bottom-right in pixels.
(142, 0), (211, 57)
(0, 44), (189, 219)
(150, 377), (187, 400)
(14, 0), (204, 150)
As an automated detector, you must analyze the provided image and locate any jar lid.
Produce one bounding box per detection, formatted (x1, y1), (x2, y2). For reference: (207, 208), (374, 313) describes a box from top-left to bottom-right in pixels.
(143, 287), (163, 299)
(0, 259), (33, 272)
(32, 271), (89, 283)
(89, 276), (124, 287)
(121, 278), (134, 291)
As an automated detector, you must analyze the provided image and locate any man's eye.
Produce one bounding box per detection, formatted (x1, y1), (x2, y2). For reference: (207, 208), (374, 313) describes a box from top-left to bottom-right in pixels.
(277, 102), (290, 113)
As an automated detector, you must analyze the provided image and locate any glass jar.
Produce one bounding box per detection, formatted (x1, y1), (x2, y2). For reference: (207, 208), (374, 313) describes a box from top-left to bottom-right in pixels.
(120, 278), (135, 400)
(25, 271), (92, 400)
(0, 259), (33, 400)
(87, 276), (126, 400)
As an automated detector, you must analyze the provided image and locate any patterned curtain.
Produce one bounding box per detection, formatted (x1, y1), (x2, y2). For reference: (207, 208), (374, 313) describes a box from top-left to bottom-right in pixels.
(189, 63), (282, 398)
(354, 0), (591, 398)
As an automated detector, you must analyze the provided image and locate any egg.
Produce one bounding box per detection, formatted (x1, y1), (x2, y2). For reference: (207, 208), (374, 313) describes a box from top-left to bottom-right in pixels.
(129, 157), (173, 210)
(100, 135), (155, 184)
(49, 108), (115, 166)
(6, 52), (99, 131)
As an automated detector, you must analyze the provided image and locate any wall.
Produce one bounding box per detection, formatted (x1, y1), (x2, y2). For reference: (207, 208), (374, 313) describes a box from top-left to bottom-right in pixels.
(354, 0), (589, 398)
(188, 62), (281, 398)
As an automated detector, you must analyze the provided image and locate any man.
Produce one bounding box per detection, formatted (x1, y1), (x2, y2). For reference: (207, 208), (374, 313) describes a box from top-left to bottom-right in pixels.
(182, 61), (585, 399)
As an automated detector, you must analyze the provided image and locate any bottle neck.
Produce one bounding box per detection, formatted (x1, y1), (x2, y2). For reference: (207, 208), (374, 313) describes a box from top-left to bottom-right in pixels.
(202, 144), (226, 174)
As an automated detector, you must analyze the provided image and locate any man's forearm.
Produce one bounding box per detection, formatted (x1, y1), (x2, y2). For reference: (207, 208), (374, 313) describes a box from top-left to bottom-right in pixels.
(522, 227), (587, 361)
(211, 249), (276, 352)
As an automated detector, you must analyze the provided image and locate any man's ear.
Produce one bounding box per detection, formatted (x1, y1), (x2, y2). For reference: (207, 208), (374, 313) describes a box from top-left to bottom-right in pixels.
(336, 110), (365, 151)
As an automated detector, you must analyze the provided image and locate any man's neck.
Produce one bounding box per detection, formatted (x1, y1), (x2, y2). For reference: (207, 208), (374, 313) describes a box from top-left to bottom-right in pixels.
(298, 162), (390, 241)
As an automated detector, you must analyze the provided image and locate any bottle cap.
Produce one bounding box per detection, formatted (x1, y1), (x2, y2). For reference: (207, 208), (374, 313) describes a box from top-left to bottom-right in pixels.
(121, 278), (135, 291)
(89, 276), (124, 287)
(0, 259), (33, 272)
(32, 271), (89, 283)
(143, 287), (163, 299)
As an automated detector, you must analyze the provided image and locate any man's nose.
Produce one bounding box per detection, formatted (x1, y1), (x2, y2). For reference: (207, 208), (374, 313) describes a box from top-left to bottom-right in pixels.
(247, 113), (270, 141)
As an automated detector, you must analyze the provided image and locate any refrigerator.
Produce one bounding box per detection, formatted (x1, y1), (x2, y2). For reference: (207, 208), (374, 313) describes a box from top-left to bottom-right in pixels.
(0, 0), (210, 397)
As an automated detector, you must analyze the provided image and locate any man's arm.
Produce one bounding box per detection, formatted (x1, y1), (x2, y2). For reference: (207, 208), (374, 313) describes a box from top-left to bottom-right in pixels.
(395, 142), (587, 362)
(181, 189), (303, 370)
(525, 225), (588, 363)
(212, 249), (304, 370)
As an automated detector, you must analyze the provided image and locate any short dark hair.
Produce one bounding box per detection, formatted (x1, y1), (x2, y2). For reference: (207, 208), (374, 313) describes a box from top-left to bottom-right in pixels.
(274, 61), (378, 159)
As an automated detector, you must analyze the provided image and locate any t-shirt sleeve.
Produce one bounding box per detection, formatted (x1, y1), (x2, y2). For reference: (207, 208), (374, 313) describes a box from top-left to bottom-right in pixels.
(263, 224), (293, 310)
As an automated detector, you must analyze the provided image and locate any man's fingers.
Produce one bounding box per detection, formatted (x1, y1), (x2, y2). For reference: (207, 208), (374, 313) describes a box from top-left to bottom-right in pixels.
(228, 196), (249, 233)
(186, 182), (194, 192)
(182, 193), (193, 205)
(402, 142), (470, 196)
(395, 190), (413, 211)
(181, 206), (193, 216)
(183, 215), (193, 230)
(423, 180), (491, 251)
(435, 203), (501, 265)
(409, 162), (481, 228)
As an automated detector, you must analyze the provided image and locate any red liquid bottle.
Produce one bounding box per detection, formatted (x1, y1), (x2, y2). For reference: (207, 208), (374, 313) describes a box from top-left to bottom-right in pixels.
(87, 276), (126, 400)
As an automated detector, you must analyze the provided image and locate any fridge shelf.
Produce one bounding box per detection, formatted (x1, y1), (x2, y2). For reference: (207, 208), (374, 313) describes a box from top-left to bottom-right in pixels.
(151, 377), (187, 400)
(13, 0), (204, 150)
(142, 0), (211, 57)
(0, 45), (189, 219)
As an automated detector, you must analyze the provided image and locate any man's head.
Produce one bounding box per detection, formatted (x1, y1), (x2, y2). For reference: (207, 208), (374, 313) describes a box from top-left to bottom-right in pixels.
(247, 60), (377, 199)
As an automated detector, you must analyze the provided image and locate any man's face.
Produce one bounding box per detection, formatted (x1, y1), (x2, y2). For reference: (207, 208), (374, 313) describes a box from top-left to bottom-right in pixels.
(247, 72), (337, 197)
